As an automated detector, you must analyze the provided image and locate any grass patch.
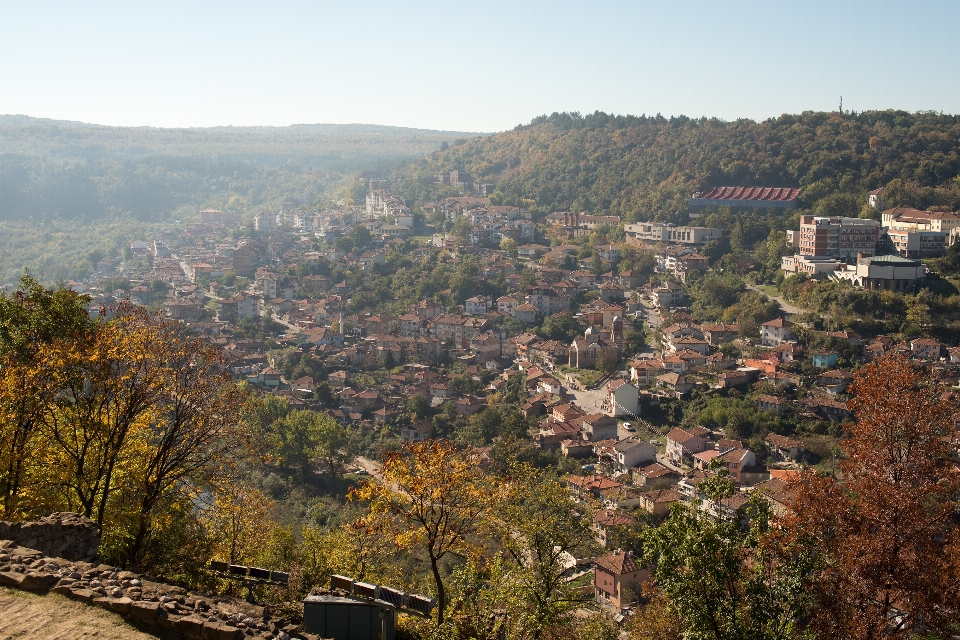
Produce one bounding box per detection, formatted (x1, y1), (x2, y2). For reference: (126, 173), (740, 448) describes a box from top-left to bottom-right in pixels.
(558, 365), (603, 388)
(755, 285), (781, 298)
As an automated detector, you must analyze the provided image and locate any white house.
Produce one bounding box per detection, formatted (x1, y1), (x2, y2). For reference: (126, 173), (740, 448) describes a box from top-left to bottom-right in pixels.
(760, 318), (795, 347)
(465, 296), (491, 315)
(606, 379), (639, 417)
(614, 438), (657, 471)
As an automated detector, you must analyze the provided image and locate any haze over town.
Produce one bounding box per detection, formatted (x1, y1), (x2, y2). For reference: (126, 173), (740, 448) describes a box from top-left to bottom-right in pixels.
(1, 2), (960, 640)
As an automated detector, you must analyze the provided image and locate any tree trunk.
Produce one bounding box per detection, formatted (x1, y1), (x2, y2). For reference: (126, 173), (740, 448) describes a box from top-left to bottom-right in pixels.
(430, 554), (446, 626)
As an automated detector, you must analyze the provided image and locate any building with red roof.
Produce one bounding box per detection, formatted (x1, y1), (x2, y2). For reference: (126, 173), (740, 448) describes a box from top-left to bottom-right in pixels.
(690, 186), (800, 216)
(594, 550), (650, 612)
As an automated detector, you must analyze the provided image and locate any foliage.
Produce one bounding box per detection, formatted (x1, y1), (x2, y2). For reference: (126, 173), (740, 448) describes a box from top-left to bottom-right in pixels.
(350, 440), (495, 625)
(268, 408), (355, 479)
(0, 278), (253, 574)
(643, 465), (816, 640)
(537, 311), (581, 343)
(785, 354), (960, 638)
(493, 464), (595, 639)
(397, 110), (960, 222)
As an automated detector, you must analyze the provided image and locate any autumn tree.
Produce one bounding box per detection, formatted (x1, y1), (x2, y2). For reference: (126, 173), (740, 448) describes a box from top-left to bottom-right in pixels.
(126, 328), (248, 569)
(40, 306), (167, 526)
(0, 273), (93, 518)
(350, 440), (492, 625)
(201, 473), (275, 566)
(785, 353), (960, 638)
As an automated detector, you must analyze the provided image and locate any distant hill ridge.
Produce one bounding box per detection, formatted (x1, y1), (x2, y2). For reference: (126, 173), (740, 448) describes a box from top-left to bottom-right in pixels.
(0, 114), (483, 136)
(397, 110), (960, 222)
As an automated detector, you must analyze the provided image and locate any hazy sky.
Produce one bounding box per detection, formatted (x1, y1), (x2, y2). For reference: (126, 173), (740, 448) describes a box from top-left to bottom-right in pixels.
(1, 0), (957, 132)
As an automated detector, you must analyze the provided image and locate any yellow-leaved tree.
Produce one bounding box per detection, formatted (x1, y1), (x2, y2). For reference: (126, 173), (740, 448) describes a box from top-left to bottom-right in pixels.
(350, 440), (494, 626)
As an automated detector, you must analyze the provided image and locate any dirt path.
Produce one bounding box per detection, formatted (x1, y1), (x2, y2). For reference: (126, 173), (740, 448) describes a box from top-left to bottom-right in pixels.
(745, 283), (821, 317)
(0, 587), (174, 640)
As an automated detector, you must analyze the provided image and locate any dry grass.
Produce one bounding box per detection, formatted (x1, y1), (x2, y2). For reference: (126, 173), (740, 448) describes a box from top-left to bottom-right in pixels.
(0, 586), (175, 640)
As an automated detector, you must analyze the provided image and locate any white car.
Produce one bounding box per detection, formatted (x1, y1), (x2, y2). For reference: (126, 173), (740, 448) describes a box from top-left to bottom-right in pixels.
(623, 423), (635, 432)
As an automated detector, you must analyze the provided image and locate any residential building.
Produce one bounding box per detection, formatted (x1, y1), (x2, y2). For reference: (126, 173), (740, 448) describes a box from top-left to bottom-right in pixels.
(638, 488), (682, 517)
(524, 286), (570, 316)
(651, 282), (684, 309)
(797, 215), (880, 258)
(580, 414), (619, 442)
(401, 419), (434, 443)
(764, 433), (805, 462)
(593, 509), (636, 548)
(629, 359), (665, 388)
(702, 323), (739, 346)
(882, 228), (946, 258)
(512, 303), (540, 324)
(606, 379), (639, 416)
(868, 188), (886, 211)
(594, 551), (650, 612)
(760, 318), (795, 347)
(882, 207), (960, 234)
(666, 427), (707, 465)
(810, 350), (839, 369)
(464, 296), (491, 315)
(613, 437), (657, 471)
(624, 222), (724, 245)
(633, 462), (681, 488)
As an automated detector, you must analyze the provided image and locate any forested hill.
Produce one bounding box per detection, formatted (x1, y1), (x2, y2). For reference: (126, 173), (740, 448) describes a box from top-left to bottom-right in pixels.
(0, 118), (482, 223)
(0, 116), (481, 165)
(399, 110), (960, 221)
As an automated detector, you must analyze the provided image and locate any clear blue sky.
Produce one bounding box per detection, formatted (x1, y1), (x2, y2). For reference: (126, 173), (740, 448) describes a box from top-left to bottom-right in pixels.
(1, 0), (957, 132)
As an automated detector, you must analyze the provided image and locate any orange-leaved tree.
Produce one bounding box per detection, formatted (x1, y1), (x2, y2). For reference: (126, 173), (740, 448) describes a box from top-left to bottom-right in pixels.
(349, 439), (493, 626)
(785, 353), (960, 638)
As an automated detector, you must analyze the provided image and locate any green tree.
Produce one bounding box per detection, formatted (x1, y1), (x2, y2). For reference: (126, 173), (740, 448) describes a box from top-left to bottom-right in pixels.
(495, 464), (595, 639)
(595, 346), (618, 375)
(643, 465), (815, 640)
(537, 311), (581, 343)
(348, 224), (372, 251)
(269, 410), (353, 479)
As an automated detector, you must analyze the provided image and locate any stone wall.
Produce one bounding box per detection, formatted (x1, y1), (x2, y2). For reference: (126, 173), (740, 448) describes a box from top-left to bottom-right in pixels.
(0, 541), (312, 640)
(0, 513), (100, 562)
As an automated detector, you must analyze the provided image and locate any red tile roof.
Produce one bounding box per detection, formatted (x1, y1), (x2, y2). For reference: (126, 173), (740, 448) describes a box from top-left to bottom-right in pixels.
(595, 550), (641, 575)
(694, 186), (800, 202)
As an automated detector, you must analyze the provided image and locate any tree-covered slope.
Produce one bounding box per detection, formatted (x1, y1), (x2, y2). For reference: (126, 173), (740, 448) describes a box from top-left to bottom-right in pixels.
(399, 110), (960, 220)
(0, 118), (482, 222)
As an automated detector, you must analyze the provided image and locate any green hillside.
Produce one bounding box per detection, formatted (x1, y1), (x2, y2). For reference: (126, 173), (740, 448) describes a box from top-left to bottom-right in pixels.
(398, 110), (960, 220)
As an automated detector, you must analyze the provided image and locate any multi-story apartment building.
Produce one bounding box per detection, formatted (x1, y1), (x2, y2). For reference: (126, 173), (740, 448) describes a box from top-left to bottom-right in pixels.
(882, 208), (960, 234)
(624, 222), (724, 246)
(797, 215), (880, 259)
(883, 229), (946, 258)
(524, 286), (571, 316)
